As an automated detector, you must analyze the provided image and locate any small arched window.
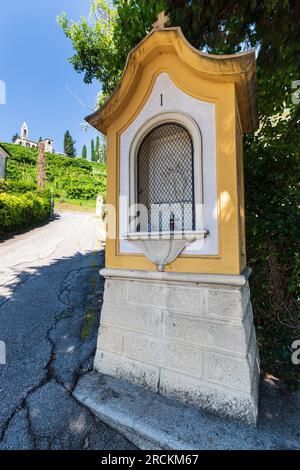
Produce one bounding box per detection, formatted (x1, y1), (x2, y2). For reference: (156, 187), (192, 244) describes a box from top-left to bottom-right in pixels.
(136, 122), (195, 232)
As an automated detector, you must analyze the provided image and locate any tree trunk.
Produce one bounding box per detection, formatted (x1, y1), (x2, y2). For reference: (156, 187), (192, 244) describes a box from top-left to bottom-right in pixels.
(37, 142), (46, 189)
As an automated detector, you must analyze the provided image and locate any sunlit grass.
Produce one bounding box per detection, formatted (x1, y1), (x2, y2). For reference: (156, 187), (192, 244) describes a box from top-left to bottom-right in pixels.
(54, 197), (96, 213)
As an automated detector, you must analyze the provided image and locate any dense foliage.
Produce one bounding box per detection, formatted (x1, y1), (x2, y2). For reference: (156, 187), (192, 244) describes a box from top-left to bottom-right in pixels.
(0, 179), (38, 194)
(58, 0), (300, 388)
(1, 143), (106, 202)
(0, 141), (106, 236)
(0, 189), (51, 237)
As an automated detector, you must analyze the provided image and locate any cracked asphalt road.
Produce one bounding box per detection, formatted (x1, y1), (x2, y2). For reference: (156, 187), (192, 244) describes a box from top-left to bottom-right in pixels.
(0, 212), (136, 450)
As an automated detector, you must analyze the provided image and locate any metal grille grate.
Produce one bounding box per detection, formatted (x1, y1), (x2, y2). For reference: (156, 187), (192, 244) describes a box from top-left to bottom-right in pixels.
(137, 123), (195, 232)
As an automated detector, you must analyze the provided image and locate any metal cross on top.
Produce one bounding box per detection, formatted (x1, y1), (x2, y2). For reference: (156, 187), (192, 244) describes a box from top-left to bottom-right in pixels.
(152, 11), (171, 30)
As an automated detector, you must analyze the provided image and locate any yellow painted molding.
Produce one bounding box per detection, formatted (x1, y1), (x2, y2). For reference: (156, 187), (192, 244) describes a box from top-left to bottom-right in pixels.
(86, 27), (258, 134)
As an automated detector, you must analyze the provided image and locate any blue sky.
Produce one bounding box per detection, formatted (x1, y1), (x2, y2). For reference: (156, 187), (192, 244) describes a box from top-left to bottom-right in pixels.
(0, 1), (101, 157)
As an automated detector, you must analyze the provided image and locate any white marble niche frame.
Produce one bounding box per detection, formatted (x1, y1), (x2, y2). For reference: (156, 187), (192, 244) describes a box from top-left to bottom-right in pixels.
(119, 72), (218, 256)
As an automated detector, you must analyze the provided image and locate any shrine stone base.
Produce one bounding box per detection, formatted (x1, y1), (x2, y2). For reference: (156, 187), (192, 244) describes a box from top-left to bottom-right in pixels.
(94, 268), (260, 425)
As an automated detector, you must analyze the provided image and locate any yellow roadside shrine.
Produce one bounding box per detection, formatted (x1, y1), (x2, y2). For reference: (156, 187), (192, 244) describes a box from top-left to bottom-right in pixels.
(86, 13), (260, 424)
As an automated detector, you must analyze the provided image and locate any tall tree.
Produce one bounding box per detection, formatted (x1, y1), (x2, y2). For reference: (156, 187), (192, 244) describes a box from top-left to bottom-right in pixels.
(58, 0), (164, 97)
(91, 138), (96, 162)
(37, 141), (46, 190)
(64, 130), (76, 157)
(95, 135), (100, 162)
(11, 133), (18, 143)
(82, 144), (87, 159)
(100, 143), (107, 164)
(98, 133), (107, 163)
(58, 1), (300, 106)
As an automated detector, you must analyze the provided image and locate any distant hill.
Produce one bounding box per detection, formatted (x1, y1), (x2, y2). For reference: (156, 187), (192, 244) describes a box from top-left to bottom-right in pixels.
(1, 143), (106, 203)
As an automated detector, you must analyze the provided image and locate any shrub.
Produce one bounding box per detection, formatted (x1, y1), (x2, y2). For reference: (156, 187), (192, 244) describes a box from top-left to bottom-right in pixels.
(64, 181), (105, 199)
(0, 179), (6, 192)
(244, 130), (300, 389)
(1, 179), (38, 193)
(0, 192), (51, 237)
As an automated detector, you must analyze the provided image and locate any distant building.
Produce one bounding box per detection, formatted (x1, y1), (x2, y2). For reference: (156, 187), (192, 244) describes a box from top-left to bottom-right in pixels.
(14, 122), (54, 153)
(0, 144), (10, 179)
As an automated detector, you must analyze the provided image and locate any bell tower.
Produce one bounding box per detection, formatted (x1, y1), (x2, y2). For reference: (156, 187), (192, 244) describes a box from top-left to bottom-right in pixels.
(21, 122), (28, 140)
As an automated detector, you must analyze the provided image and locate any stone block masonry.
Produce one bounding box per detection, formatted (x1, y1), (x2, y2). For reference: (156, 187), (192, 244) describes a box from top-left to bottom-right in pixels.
(94, 268), (260, 425)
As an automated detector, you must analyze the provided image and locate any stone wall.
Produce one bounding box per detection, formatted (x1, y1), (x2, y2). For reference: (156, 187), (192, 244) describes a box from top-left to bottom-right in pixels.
(94, 269), (260, 424)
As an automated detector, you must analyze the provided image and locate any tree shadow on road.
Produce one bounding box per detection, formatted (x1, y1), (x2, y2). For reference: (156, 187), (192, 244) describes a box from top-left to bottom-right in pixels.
(0, 249), (137, 450)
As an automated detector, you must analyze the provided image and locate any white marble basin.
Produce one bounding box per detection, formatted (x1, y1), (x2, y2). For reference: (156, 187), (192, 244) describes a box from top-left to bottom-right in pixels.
(124, 231), (208, 271)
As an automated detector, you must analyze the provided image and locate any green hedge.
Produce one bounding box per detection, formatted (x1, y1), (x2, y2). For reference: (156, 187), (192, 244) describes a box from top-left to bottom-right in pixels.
(0, 191), (51, 237)
(63, 181), (106, 199)
(0, 179), (38, 194)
